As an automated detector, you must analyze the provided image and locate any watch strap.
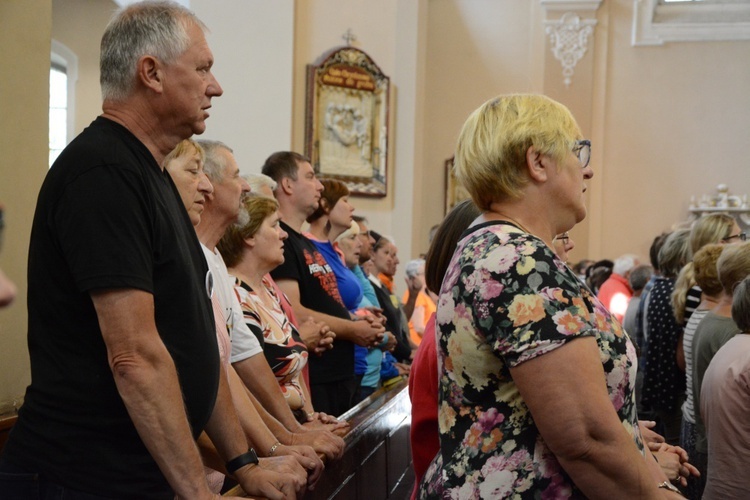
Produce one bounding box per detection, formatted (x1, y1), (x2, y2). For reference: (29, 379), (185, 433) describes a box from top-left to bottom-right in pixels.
(226, 448), (259, 475)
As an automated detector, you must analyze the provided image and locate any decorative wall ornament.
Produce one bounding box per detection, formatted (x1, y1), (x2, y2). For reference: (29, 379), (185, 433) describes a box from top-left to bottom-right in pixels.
(688, 184), (750, 230)
(544, 12), (597, 88)
(305, 46), (390, 197)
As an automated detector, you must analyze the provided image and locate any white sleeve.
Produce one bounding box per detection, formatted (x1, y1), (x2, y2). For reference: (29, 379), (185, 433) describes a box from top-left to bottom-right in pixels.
(229, 288), (263, 363)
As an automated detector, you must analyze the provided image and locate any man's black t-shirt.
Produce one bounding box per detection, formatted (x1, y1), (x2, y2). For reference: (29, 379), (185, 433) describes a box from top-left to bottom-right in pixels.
(271, 222), (353, 384)
(2, 117), (219, 498)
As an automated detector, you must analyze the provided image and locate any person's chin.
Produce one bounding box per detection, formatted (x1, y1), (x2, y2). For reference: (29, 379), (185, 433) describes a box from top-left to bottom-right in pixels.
(191, 120), (207, 136)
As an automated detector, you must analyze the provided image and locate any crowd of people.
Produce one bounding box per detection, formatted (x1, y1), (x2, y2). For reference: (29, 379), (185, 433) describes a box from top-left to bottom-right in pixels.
(404, 96), (750, 499)
(0, 2), (748, 499)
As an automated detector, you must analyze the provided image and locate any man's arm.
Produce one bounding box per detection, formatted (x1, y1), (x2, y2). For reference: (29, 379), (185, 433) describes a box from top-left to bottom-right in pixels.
(92, 288), (218, 500)
(275, 279), (383, 346)
(203, 364), (306, 499)
(93, 288), (303, 500)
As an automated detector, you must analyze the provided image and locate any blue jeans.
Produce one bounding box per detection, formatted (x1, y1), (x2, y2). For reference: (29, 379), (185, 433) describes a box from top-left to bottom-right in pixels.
(0, 457), (114, 500)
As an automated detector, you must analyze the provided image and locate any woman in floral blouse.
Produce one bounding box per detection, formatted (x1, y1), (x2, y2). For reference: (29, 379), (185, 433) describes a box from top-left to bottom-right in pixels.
(419, 94), (682, 499)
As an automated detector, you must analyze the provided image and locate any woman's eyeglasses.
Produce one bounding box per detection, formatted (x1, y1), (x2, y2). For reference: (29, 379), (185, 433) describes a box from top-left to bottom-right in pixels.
(572, 140), (591, 168)
(723, 232), (747, 242)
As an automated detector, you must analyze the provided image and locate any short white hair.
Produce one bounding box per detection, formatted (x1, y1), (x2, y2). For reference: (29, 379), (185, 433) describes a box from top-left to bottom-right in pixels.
(335, 221), (360, 243)
(405, 259), (425, 278)
(613, 254), (639, 276)
(245, 173), (277, 194)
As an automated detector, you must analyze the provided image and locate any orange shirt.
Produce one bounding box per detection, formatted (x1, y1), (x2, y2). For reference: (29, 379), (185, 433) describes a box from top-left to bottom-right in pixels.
(402, 290), (436, 346)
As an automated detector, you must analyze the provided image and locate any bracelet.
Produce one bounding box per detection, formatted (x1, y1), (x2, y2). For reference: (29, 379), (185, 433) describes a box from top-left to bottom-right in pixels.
(225, 448), (259, 475)
(657, 481), (682, 494)
(268, 441), (282, 456)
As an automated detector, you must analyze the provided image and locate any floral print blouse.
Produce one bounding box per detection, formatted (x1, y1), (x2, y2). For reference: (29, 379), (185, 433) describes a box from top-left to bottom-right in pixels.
(419, 222), (643, 499)
(234, 276), (309, 410)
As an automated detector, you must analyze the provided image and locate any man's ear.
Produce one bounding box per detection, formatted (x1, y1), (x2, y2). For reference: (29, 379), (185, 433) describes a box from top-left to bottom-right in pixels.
(138, 55), (163, 93)
(525, 145), (550, 183)
(280, 176), (294, 196)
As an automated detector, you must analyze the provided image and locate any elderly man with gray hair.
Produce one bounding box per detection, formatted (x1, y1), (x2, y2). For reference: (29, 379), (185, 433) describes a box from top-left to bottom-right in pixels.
(597, 253), (641, 323)
(0, 2), (301, 499)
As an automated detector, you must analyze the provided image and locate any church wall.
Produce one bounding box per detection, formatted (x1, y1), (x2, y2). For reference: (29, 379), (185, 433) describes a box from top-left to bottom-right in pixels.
(0, 0), (51, 410)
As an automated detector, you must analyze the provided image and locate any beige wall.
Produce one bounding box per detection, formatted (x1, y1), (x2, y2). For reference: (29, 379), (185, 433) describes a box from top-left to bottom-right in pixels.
(2, 0), (749, 410)
(52, 0), (116, 135)
(593, 0), (750, 261)
(0, 0), (52, 411)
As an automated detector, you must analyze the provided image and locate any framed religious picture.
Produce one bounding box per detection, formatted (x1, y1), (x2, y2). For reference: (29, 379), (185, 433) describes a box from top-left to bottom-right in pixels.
(305, 46), (390, 197)
(445, 156), (471, 215)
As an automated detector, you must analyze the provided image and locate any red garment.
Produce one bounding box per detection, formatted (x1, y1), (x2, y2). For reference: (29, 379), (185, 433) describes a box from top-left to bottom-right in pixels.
(408, 313), (439, 498)
(597, 273), (633, 323)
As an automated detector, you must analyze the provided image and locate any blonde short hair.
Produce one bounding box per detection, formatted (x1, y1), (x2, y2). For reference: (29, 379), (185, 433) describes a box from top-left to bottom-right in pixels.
(690, 213), (735, 257)
(163, 139), (205, 168)
(335, 221), (360, 244)
(717, 241), (750, 295)
(454, 94), (582, 210)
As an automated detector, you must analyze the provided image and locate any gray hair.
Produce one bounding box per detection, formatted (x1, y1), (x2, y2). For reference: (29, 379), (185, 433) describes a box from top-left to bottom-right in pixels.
(732, 277), (750, 332)
(658, 228), (691, 278)
(195, 140), (233, 182)
(100, 0), (205, 102)
(628, 264), (654, 293)
(613, 254), (639, 276)
(245, 173), (277, 194)
(405, 259), (425, 279)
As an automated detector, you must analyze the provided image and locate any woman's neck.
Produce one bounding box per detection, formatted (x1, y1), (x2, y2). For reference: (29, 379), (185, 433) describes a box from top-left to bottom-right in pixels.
(698, 295), (719, 310)
(308, 218), (330, 242)
(711, 293), (734, 318)
(484, 203), (556, 247)
(229, 254), (269, 292)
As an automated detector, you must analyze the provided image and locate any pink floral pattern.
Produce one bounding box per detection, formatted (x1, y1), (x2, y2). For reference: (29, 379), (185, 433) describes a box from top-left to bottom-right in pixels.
(418, 222), (641, 499)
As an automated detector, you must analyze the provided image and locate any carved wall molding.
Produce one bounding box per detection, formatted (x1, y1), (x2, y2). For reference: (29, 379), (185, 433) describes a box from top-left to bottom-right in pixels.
(632, 0), (750, 46)
(544, 12), (597, 88)
(540, 0), (602, 12)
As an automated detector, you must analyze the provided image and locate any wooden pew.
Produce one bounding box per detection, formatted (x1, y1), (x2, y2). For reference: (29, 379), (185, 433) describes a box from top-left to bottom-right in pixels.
(225, 377), (414, 499)
(0, 413), (18, 452)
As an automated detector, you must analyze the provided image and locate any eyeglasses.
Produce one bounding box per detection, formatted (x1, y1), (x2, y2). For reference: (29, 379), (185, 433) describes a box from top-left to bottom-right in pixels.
(555, 233), (570, 245)
(723, 232), (747, 242)
(572, 140), (591, 168)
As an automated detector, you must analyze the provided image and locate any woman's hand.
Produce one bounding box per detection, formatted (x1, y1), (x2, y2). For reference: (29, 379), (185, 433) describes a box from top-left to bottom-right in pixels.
(394, 362), (411, 376)
(289, 429), (346, 461)
(297, 317), (335, 356)
(302, 412), (350, 435)
(638, 420), (665, 446)
(380, 332), (397, 352)
(649, 442), (700, 487)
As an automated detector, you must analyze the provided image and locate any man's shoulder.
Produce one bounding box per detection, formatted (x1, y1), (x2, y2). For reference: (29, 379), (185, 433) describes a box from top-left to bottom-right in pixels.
(51, 117), (154, 180)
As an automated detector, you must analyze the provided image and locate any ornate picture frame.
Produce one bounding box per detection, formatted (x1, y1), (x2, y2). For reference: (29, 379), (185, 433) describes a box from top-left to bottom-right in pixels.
(305, 47), (390, 197)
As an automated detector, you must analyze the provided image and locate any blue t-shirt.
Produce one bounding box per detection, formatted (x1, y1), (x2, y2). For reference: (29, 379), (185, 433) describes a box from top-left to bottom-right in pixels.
(310, 238), (363, 312)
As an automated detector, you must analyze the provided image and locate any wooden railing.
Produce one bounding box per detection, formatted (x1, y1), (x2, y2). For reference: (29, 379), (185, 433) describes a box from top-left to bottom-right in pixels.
(225, 378), (414, 499)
